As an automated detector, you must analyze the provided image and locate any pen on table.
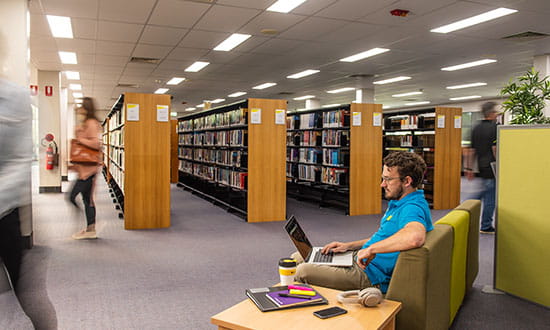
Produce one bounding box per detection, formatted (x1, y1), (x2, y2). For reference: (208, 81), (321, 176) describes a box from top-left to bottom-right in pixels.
(278, 293), (312, 299)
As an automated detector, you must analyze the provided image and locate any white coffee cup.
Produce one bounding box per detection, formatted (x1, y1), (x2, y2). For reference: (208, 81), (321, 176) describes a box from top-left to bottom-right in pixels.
(279, 258), (297, 286)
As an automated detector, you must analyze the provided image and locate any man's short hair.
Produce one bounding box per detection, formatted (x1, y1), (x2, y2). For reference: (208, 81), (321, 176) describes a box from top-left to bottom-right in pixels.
(481, 101), (498, 118)
(383, 151), (427, 188)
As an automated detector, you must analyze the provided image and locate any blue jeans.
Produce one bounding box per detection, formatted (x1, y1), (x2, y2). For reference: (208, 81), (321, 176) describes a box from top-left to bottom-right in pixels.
(470, 178), (495, 230)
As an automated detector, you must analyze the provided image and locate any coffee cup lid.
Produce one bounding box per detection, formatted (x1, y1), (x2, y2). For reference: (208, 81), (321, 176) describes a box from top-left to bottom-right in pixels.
(279, 258), (297, 267)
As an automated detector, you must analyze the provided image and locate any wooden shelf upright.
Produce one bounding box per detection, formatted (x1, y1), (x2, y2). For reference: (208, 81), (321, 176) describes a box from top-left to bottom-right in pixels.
(104, 93), (171, 229)
(177, 98), (286, 222)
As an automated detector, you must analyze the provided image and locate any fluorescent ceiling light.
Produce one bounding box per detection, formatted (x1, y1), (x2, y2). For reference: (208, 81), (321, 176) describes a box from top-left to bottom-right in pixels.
(185, 107), (196, 111)
(373, 76), (411, 85)
(65, 71), (80, 80)
(185, 61), (209, 72)
(441, 59), (496, 71)
(74, 98), (82, 103)
(322, 104), (342, 108)
(253, 82), (277, 90)
(296, 108), (307, 111)
(228, 92), (246, 98)
(46, 15), (73, 38)
(197, 104), (205, 108)
(154, 88), (169, 94)
(392, 91), (423, 97)
(339, 48), (390, 62)
(76, 103), (82, 107)
(431, 8), (518, 33)
(69, 83), (82, 90)
(382, 105), (393, 109)
(405, 101), (430, 106)
(170, 112), (178, 117)
(267, 0), (307, 13)
(327, 87), (354, 94)
(167, 77), (185, 85)
(73, 92), (83, 98)
(211, 98), (225, 103)
(449, 95), (482, 101)
(287, 69), (320, 79)
(446, 82), (487, 89)
(58, 51), (77, 64)
(293, 95), (315, 100)
(213, 33), (251, 51)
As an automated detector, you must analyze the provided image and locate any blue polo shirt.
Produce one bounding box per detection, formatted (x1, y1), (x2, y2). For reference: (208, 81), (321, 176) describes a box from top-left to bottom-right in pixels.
(362, 190), (433, 293)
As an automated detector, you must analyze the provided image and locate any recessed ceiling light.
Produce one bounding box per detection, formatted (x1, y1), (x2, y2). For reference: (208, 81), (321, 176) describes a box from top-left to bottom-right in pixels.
(253, 82), (277, 90)
(382, 105), (393, 109)
(405, 101), (430, 106)
(431, 8), (518, 33)
(59, 51), (77, 64)
(185, 107), (196, 111)
(213, 33), (251, 51)
(373, 76), (411, 85)
(185, 61), (209, 72)
(154, 88), (169, 94)
(392, 91), (423, 97)
(449, 95), (482, 101)
(267, 0), (307, 13)
(167, 77), (185, 85)
(76, 103), (82, 107)
(441, 59), (496, 71)
(446, 82), (487, 89)
(322, 104), (342, 108)
(287, 69), (320, 79)
(339, 48), (390, 62)
(69, 83), (82, 90)
(228, 92), (247, 97)
(293, 95), (316, 100)
(46, 15), (73, 38)
(170, 112), (178, 117)
(197, 103), (205, 108)
(74, 98), (82, 103)
(65, 71), (80, 80)
(327, 87), (354, 94)
(73, 92), (83, 98)
(211, 98), (225, 103)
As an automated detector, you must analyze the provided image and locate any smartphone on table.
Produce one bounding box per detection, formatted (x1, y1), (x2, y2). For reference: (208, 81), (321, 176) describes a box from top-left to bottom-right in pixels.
(313, 306), (348, 319)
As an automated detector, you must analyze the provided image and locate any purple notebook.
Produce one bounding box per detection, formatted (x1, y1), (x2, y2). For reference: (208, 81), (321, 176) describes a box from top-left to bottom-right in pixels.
(266, 290), (324, 307)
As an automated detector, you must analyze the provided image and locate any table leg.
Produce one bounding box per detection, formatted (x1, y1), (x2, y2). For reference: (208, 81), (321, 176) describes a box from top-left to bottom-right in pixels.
(380, 316), (395, 330)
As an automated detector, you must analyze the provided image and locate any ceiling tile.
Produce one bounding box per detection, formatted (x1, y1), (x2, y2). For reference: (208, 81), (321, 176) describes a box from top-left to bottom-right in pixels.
(95, 54), (129, 66)
(194, 5), (261, 33)
(98, 0), (156, 24)
(139, 25), (188, 46)
(216, 0), (272, 9)
(30, 15), (51, 37)
(73, 18), (98, 39)
(277, 17), (348, 41)
(247, 38), (304, 55)
(291, 0), (338, 15)
(239, 12), (306, 36)
(321, 22), (386, 44)
(97, 21), (143, 42)
(178, 30), (228, 49)
(30, 35), (58, 52)
(124, 62), (156, 74)
(149, 0), (210, 28)
(56, 39), (96, 54)
(165, 47), (210, 61)
(200, 51), (246, 65)
(96, 41), (136, 56)
(132, 44), (173, 59)
(41, 0), (99, 19)
(316, 0), (396, 20)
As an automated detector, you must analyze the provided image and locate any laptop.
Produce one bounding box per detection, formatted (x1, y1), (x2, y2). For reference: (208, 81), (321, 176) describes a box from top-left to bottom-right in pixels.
(284, 215), (353, 267)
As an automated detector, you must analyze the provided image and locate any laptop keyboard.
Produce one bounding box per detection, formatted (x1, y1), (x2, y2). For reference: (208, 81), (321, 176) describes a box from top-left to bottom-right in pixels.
(313, 250), (333, 263)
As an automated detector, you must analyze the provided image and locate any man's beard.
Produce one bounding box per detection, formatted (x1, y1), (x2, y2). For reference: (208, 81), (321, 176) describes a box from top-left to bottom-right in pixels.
(385, 185), (404, 200)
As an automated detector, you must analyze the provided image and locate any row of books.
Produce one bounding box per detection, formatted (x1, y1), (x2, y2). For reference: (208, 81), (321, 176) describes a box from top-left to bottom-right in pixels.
(179, 134), (193, 145)
(110, 160), (124, 191)
(384, 134), (435, 148)
(189, 163), (247, 190)
(322, 130), (349, 146)
(322, 110), (350, 128)
(188, 108), (247, 131)
(108, 107), (125, 131)
(384, 113), (436, 130)
(287, 109), (350, 130)
(109, 147), (124, 169)
(322, 149), (349, 167)
(193, 130), (247, 146)
(110, 129), (124, 146)
(192, 149), (246, 168)
(287, 164), (349, 186)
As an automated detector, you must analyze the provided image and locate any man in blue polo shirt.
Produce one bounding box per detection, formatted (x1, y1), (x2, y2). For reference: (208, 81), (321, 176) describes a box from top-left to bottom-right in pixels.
(293, 151), (433, 293)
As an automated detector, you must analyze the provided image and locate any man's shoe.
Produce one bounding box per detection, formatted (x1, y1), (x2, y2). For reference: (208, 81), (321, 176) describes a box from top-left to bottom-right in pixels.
(480, 227), (495, 234)
(72, 229), (97, 240)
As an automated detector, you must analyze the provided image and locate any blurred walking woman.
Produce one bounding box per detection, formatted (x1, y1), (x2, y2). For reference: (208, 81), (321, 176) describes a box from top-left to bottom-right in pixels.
(70, 97), (102, 240)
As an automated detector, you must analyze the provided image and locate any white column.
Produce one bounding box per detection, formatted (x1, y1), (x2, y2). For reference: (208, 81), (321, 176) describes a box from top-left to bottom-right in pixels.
(60, 88), (69, 181)
(534, 55), (550, 118)
(0, 0), (32, 246)
(305, 98), (320, 109)
(354, 75), (375, 103)
(38, 70), (62, 192)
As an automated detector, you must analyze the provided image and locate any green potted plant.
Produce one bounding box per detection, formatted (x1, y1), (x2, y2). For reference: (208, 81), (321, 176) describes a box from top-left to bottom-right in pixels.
(500, 68), (550, 124)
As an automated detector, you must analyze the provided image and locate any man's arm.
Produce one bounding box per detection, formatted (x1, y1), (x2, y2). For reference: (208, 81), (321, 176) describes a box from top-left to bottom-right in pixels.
(356, 221), (426, 269)
(465, 147), (476, 180)
(321, 238), (369, 254)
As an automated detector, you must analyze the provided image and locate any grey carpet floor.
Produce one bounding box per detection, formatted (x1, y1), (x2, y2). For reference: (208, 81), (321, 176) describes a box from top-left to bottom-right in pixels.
(16, 173), (550, 329)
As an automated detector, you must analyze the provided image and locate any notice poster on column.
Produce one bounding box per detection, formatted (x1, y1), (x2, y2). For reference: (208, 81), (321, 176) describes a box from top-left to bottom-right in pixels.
(454, 115), (461, 128)
(352, 112), (362, 126)
(373, 112), (382, 126)
(437, 115), (445, 128)
(157, 105), (169, 122)
(251, 108), (262, 124)
(127, 104), (139, 121)
(275, 109), (285, 125)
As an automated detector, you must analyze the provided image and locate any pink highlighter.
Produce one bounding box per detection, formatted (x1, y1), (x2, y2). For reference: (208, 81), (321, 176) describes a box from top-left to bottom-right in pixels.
(288, 285), (314, 291)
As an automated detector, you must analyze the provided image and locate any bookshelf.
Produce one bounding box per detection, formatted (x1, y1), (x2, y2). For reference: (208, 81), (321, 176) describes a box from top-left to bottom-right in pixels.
(383, 107), (462, 209)
(286, 103), (383, 215)
(103, 93), (171, 229)
(171, 119), (178, 183)
(177, 98), (287, 222)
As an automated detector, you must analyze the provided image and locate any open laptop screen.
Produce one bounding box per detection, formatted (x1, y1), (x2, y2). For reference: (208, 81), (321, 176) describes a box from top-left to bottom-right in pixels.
(285, 215), (313, 260)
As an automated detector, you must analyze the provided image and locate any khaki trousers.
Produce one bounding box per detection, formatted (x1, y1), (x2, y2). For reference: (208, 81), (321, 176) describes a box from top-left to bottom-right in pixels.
(291, 251), (373, 291)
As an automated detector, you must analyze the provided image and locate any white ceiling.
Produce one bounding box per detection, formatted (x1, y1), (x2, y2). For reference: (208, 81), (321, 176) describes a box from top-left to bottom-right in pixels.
(29, 0), (550, 113)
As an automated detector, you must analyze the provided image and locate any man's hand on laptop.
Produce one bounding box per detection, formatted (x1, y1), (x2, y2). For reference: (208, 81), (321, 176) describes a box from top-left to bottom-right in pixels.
(356, 247), (376, 270)
(321, 241), (350, 254)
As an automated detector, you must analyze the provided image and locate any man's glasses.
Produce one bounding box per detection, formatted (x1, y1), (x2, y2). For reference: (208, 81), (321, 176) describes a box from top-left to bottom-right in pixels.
(381, 176), (402, 183)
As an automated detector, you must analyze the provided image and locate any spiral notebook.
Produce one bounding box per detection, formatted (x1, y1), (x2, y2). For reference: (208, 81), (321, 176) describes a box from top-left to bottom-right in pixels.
(245, 285), (328, 312)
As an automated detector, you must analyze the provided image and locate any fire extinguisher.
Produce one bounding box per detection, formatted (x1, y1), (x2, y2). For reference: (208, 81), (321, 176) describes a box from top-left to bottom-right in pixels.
(41, 133), (58, 170)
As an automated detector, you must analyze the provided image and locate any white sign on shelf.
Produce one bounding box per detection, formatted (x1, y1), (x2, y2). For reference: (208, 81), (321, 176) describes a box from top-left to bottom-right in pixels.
(275, 109), (285, 125)
(454, 115), (462, 129)
(127, 103), (139, 121)
(373, 112), (382, 127)
(251, 108), (262, 124)
(156, 105), (169, 122)
(352, 112), (362, 126)
(437, 115), (445, 128)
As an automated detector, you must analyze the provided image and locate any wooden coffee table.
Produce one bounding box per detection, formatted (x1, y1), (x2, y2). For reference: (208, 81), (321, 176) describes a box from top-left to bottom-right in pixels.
(211, 285), (401, 330)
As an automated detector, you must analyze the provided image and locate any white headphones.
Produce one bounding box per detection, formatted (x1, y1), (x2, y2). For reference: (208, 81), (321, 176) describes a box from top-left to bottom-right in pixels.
(337, 287), (383, 307)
